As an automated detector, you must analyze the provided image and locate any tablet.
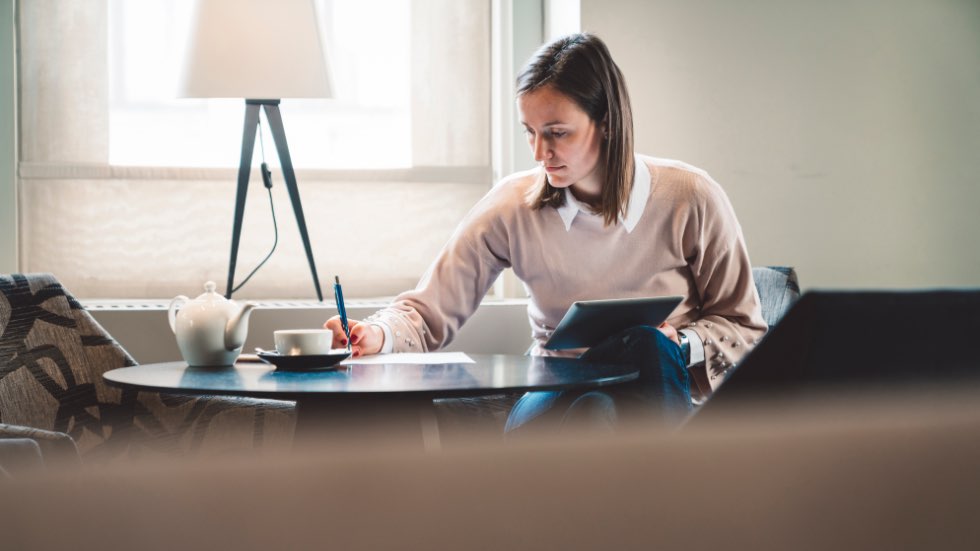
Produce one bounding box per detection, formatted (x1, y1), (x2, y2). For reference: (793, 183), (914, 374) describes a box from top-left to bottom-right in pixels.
(543, 295), (684, 350)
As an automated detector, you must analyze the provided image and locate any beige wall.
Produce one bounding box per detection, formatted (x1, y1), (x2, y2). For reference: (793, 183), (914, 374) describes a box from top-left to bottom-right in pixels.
(583, 0), (980, 289)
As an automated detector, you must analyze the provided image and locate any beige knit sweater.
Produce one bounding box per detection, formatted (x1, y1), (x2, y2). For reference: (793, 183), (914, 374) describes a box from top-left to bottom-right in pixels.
(367, 155), (767, 393)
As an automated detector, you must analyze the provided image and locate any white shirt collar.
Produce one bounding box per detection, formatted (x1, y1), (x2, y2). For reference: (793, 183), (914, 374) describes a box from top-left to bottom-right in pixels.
(555, 155), (650, 233)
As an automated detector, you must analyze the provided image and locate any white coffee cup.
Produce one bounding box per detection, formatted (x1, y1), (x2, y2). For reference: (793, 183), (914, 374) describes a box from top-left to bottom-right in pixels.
(274, 329), (334, 356)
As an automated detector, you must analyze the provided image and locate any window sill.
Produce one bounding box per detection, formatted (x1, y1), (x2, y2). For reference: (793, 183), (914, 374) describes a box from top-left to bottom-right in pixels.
(19, 162), (492, 184)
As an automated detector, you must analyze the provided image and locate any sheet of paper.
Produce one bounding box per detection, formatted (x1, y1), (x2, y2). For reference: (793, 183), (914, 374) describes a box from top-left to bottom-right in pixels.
(340, 352), (474, 365)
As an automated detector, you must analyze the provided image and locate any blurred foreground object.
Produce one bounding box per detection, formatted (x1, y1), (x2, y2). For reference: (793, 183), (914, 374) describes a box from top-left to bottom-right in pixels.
(2, 384), (980, 550)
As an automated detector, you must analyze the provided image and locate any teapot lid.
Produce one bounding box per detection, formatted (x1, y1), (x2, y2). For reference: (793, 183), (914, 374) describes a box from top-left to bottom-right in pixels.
(193, 281), (227, 303)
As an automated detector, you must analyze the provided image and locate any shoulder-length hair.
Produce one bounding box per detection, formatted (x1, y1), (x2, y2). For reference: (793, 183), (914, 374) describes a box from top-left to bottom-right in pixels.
(518, 33), (634, 226)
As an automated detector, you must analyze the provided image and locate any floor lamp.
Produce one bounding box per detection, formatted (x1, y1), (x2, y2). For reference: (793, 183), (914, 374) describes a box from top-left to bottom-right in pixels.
(179, 0), (332, 300)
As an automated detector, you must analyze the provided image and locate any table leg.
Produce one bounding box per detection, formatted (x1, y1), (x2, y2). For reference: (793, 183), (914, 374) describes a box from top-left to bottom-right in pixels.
(292, 395), (441, 452)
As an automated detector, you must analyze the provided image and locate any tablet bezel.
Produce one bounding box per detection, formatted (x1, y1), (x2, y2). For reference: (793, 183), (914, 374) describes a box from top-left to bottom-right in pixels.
(543, 295), (685, 350)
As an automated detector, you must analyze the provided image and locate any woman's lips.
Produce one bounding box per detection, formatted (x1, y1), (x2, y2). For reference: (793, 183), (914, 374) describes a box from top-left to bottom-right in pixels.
(544, 165), (564, 173)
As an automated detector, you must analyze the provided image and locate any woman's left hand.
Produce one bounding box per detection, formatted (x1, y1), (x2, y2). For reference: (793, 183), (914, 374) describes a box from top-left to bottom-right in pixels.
(656, 322), (680, 346)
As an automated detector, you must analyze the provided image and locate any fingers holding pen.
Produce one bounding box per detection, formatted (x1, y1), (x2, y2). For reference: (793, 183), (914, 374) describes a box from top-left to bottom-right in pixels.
(348, 323), (383, 358)
(323, 317), (384, 357)
(324, 315), (352, 348)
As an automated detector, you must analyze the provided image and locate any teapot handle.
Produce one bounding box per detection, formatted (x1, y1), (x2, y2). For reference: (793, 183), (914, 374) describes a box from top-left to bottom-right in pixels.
(167, 295), (189, 334)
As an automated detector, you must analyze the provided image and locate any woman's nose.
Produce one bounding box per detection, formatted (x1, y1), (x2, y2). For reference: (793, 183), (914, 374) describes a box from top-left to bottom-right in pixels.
(532, 136), (550, 162)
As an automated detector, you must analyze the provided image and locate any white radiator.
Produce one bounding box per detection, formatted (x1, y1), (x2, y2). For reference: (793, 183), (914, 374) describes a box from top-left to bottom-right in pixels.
(85, 299), (532, 364)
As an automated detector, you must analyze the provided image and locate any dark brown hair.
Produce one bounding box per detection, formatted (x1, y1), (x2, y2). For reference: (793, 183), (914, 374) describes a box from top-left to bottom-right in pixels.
(517, 33), (634, 226)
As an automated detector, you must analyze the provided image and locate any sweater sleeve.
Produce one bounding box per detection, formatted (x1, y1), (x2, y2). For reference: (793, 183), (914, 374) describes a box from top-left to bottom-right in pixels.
(365, 189), (512, 353)
(682, 174), (768, 392)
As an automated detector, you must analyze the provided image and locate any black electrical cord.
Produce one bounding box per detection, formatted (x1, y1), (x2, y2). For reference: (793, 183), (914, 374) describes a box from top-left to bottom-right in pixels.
(231, 116), (278, 295)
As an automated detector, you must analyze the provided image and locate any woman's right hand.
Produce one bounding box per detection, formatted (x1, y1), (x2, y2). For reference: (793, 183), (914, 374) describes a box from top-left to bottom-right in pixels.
(324, 316), (385, 358)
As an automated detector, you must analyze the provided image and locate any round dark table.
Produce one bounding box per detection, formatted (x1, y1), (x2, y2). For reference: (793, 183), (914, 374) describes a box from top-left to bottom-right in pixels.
(103, 354), (638, 449)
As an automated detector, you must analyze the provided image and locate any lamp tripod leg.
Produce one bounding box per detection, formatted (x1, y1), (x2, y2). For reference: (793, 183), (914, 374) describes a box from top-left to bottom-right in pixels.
(263, 103), (324, 302)
(226, 102), (262, 299)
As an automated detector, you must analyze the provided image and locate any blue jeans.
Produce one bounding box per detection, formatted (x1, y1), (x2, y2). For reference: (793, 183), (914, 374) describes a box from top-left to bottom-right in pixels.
(504, 326), (693, 435)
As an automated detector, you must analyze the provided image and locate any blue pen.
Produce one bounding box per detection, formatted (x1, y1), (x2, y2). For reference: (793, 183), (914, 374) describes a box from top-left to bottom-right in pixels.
(334, 276), (351, 349)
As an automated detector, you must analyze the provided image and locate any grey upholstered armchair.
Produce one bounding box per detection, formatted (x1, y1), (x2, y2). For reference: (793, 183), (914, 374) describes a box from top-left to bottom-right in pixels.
(751, 266), (800, 327)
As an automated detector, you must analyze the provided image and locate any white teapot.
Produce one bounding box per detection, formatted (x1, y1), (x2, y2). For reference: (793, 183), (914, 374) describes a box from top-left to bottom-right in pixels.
(168, 281), (257, 366)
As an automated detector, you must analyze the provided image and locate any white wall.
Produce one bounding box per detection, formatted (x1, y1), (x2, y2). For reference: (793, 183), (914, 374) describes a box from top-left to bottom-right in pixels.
(583, 0), (980, 289)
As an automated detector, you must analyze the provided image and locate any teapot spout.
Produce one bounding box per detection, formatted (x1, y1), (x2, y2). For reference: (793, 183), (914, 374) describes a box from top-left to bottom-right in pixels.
(224, 302), (258, 352)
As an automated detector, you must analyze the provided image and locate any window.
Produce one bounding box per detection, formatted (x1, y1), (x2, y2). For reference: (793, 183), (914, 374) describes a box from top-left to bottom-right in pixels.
(18, 0), (492, 299)
(107, 0), (411, 169)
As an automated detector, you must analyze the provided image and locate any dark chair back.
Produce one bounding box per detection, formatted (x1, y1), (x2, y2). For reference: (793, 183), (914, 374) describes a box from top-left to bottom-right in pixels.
(701, 289), (980, 413)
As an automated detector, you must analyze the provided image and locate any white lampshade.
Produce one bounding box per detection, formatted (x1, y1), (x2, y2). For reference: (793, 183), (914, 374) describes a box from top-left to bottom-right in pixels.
(179, 0), (332, 99)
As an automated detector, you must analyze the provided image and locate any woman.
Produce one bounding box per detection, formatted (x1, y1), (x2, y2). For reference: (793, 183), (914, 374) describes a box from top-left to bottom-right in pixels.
(325, 33), (766, 431)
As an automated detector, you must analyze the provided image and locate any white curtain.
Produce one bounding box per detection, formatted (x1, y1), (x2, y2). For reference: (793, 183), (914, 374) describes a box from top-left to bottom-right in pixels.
(17, 0), (492, 299)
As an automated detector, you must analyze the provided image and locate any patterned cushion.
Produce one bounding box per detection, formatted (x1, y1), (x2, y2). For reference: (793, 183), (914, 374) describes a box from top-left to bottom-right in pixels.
(433, 393), (519, 442)
(0, 273), (296, 463)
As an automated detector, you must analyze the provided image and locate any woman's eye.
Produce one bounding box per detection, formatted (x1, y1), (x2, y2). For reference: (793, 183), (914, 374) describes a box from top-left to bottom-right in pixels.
(550, 131), (566, 139)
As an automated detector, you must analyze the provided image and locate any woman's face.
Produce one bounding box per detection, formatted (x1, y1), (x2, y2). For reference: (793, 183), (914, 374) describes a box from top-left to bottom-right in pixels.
(517, 85), (604, 200)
